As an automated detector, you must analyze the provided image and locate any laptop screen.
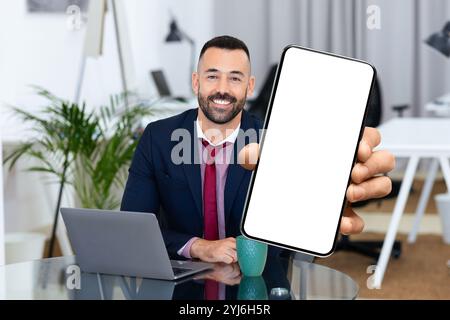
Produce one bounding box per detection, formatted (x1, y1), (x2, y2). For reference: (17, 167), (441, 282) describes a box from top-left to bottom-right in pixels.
(150, 70), (172, 97)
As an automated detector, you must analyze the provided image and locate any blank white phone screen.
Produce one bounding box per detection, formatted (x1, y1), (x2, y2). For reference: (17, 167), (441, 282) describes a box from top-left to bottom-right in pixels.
(242, 46), (375, 256)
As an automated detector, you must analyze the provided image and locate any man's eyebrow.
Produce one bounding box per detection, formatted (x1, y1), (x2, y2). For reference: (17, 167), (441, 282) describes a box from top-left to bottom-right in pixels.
(229, 71), (245, 77)
(204, 68), (245, 77)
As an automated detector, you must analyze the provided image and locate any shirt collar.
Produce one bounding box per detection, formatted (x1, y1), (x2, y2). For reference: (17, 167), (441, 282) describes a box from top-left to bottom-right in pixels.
(195, 117), (240, 147)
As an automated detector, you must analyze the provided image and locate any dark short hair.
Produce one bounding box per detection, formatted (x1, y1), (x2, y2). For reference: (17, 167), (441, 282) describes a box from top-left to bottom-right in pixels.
(199, 35), (250, 61)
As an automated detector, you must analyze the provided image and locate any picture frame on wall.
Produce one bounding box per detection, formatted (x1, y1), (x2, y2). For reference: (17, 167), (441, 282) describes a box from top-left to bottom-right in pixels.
(27, 0), (89, 13)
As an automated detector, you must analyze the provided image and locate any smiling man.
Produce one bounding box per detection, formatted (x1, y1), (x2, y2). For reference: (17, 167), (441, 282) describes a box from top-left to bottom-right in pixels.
(120, 35), (395, 264)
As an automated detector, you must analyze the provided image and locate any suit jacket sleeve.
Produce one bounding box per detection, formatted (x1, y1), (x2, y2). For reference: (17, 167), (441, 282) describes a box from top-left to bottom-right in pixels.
(120, 124), (195, 258)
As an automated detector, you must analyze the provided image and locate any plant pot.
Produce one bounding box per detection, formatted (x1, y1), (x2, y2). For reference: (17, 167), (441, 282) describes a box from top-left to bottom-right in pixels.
(435, 193), (450, 244)
(5, 232), (46, 264)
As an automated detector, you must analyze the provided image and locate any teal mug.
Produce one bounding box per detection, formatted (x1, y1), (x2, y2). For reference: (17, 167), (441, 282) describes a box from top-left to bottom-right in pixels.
(236, 235), (268, 277)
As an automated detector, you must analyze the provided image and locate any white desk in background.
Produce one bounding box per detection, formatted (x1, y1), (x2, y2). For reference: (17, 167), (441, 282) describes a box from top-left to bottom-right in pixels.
(373, 118), (450, 288)
(425, 92), (450, 117)
(141, 97), (196, 125)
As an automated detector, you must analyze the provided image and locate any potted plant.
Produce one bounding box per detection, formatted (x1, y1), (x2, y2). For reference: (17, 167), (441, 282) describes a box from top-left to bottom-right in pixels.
(3, 87), (152, 257)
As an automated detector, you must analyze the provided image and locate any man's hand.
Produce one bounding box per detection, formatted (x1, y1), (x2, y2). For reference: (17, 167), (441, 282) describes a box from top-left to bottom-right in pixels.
(195, 262), (242, 286)
(343, 127), (395, 235)
(190, 237), (237, 264)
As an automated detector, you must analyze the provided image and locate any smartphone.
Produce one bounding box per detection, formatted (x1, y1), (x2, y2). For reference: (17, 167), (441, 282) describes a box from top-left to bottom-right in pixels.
(241, 45), (375, 257)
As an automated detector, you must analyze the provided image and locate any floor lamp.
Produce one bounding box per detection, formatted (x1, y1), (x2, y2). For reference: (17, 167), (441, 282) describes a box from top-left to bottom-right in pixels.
(48, 0), (136, 258)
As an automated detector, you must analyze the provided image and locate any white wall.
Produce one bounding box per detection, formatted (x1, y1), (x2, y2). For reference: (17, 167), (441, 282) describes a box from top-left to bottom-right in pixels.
(0, 0), (122, 139)
(0, 0), (5, 266)
(0, 139), (4, 265)
(213, 0), (270, 96)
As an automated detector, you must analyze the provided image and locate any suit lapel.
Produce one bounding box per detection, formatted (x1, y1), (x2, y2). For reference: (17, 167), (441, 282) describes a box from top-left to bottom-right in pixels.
(224, 153), (246, 224)
(180, 109), (203, 219)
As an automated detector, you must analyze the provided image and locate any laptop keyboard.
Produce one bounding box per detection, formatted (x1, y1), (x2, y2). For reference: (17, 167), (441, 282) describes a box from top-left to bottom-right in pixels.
(172, 267), (193, 276)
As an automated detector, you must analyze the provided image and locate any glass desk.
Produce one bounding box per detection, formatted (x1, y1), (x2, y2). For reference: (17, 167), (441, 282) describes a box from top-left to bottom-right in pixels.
(0, 255), (358, 300)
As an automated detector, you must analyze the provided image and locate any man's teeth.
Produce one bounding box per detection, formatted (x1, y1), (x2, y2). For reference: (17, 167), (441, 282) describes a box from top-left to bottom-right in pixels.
(213, 99), (231, 105)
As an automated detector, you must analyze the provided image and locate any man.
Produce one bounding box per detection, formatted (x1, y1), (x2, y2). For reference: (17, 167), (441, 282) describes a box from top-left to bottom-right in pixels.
(121, 35), (395, 264)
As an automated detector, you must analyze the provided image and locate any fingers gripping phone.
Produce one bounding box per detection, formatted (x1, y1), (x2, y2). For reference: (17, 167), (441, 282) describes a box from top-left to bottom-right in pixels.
(241, 45), (375, 257)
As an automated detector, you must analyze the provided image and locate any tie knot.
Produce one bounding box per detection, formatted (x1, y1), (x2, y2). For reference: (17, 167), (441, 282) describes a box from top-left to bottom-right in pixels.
(201, 139), (229, 163)
(201, 139), (211, 148)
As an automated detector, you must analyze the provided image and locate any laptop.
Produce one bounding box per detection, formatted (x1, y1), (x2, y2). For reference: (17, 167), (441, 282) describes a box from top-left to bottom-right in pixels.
(61, 208), (213, 280)
(150, 70), (188, 102)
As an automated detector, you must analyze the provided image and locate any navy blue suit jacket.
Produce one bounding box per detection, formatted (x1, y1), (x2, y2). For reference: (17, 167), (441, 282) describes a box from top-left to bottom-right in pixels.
(121, 108), (281, 258)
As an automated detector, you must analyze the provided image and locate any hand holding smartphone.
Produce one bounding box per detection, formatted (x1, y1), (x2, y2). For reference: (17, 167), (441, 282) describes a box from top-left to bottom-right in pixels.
(241, 45), (375, 257)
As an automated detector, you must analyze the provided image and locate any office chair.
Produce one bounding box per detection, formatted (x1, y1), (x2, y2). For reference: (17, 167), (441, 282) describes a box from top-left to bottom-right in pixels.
(335, 76), (403, 261)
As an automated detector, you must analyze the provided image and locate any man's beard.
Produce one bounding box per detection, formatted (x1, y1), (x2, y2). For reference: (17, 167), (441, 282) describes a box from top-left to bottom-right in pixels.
(198, 88), (247, 124)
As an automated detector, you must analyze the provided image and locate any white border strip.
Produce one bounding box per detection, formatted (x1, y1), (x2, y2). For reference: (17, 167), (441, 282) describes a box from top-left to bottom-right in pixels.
(0, 134), (5, 265)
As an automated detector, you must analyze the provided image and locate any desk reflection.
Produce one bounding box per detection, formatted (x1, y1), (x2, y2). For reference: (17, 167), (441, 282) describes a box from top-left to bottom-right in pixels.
(70, 256), (291, 300)
(0, 255), (357, 299)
